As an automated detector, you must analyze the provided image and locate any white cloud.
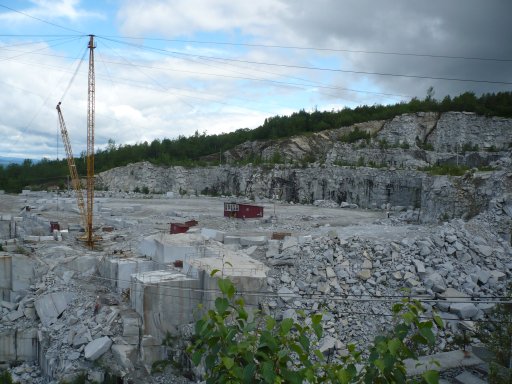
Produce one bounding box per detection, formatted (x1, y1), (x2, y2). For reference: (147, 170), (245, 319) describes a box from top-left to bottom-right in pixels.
(117, 0), (287, 38)
(0, 0), (103, 24)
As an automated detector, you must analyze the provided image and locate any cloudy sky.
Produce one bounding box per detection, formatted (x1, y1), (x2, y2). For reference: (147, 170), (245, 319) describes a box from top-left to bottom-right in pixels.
(0, 0), (511, 160)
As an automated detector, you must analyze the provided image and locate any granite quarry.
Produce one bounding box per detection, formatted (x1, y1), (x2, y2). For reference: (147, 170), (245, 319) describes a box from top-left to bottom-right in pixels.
(0, 111), (511, 383)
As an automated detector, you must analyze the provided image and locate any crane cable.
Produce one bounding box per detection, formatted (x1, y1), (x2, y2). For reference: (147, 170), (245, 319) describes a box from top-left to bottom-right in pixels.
(59, 44), (88, 103)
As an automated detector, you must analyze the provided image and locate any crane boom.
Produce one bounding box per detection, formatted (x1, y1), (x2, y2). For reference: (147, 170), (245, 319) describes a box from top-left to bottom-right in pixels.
(56, 102), (88, 233)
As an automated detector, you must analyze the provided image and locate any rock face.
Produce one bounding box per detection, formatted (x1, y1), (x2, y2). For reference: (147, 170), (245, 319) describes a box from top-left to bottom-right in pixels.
(376, 112), (439, 147)
(218, 111), (511, 166)
(96, 111), (512, 224)
(428, 112), (512, 152)
(97, 164), (511, 224)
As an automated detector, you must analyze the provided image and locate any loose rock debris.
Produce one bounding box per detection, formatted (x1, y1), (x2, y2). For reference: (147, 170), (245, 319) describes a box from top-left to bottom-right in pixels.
(0, 191), (511, 383)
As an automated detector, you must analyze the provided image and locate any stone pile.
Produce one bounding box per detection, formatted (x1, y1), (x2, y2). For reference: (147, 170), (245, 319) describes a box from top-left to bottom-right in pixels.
(262, 208), (512, 356)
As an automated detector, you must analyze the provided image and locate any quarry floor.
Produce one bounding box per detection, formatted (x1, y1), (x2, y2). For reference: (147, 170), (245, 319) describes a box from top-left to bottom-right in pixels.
(3, 192), (494, 383)
(9, 192), (429, 242)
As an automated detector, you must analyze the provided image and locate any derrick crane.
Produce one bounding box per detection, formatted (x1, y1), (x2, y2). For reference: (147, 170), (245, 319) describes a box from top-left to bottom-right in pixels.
(85, 34), (96, 248)
(55, 35), (97, 248)
(56, 102), (88, 235)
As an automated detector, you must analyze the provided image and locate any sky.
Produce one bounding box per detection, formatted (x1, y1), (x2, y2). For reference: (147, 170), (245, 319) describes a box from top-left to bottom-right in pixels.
(0, 0), (511, 160)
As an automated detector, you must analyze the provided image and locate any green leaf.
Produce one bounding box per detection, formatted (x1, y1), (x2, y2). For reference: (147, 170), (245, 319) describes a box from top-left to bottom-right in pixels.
(299, 334), (310, 352)
(210, 268), (220, 277)
(226, 282), (236, 298)
(422, 369), (439, 384)
(388, 338), (401, 356)
(395, 323), (410, 340)
(280, 318), (294, 334)
(311, 313), (322, 325)
(259, 331), (279, 352)
(191, 350), (202, 366)
(205, 354), (217, 370)
(243, 363), (256, 383)
(218, 278), (230, 294)
(402, 311), (415, 324)
(392, 302), (404, 314)
(262, 361), (275, 383)
(313, 349), (324, 360)
(312, 323), (323, 339)
(433, 314), (444, 329)
(265, 316), (276, 331)
(419, 326), (436, 345)
(222, 356), (234, 370)
(215, 297), (230, 314)
(374, 358), (386, 372)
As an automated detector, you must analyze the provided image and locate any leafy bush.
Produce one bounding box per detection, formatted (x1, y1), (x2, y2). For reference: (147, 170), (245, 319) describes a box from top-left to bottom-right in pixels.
(339, 127), (372, 143)
(0, 370), (13, 384)
(477, 286), (512, 383)
(417, 142), (434, 151)
(378, 139), (390, 149)
(420, 165), (469, 176)
(188, 275), (442, 384)
(461, 142), (479, 153)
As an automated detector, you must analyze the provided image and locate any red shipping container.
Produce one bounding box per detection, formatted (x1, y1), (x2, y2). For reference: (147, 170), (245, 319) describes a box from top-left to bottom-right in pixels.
(224, 202), (263, 219)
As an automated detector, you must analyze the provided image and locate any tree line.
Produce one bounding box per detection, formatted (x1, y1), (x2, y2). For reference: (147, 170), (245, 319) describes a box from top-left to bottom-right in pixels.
(1, 91), (511, 193)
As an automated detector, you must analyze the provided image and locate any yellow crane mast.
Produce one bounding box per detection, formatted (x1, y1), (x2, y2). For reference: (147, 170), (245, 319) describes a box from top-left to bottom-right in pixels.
(56, 102), (88, 236)
(86, 34), (96, 248)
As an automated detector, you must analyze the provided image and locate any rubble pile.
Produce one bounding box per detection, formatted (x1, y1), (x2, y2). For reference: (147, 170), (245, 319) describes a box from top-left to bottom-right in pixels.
(263, 199), (512, 355)
(0, 185), (510, 382)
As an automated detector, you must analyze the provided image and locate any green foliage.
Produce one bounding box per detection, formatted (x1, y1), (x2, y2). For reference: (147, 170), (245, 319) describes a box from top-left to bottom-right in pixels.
(59, 372), (87, 384)
(152, 359), (173, 373)
(302, 153), (317, 165)
(417, 141), (434, 151)
(368, 161), (387, 169)
(339, 127), (372, 143)
(477, 285), (512, 382)
(270, 151), (283, 164)
(0, 370), (14, 384)
(333, 160), (351, 167)
(461, 142), (479, 153)
(400, 142), (411, 150)
(141, 185), (150, 194)
(378, 139), (390, 149)
(133, 186), (140, 193)
(420, 164), (469, 176)
(477, 165), (496, 172)
(440, 213), (451, 222)
(188, 277), (442, 384)
(15, 245), (28, 255)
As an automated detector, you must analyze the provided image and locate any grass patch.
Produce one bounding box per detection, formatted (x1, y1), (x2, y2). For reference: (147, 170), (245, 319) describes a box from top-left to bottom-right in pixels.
(420, 164), (469, 176)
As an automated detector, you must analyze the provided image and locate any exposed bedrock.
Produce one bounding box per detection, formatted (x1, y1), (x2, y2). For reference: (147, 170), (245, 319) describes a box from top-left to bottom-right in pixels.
(97, 163), (511, 224)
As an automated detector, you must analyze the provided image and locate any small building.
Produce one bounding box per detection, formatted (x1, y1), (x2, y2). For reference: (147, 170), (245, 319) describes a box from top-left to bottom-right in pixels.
(224, 202), (264, 219)
(50, 221), (60, 232)
(170, 220), (198, 234)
